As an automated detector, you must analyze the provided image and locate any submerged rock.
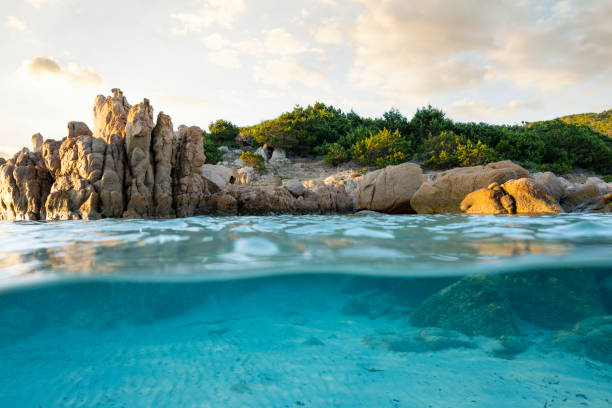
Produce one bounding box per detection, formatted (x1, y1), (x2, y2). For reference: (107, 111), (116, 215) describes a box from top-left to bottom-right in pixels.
(485, 335), (531, 359)
(364, 327), (476, 353)
(356, 162), (422, 214)
(409, 275), (518, 338)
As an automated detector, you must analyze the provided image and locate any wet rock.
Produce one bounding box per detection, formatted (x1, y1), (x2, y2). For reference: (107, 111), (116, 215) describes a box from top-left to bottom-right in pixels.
(173, 126), (218, 217)
(502, 269), (605, 329)
(151, 112), (175, 217)
(0, 148), (52, 220)
(409, 275), (518, 338)
(123, 99), (155, 218)
(356, 162), (423, 214)
(561, 184), (601, 212)
(411, 161), (529, 214)
(364, 328), (475, 353)
(540, 315), (612, 364)
(31, 133), (43, 153)
(209, 192), (238, 216)
(501, 178), (562, 214)
(573, 193), (612, 213)
(285, 181), (306, 198)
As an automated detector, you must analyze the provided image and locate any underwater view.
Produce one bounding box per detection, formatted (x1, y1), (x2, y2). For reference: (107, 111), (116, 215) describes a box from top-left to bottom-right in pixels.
(0, 214), (611, 407)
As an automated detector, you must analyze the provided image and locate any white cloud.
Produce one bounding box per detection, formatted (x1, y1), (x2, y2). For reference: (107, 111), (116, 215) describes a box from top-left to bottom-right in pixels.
(201, 29), (310, 68)
(312, 19), (343, 45)
(253, 57), (325, 88)
(313, 0), (337, 6)
(171, 0), (246, 35)
(24, 0), (55, 8)
(24, 56), (104, 86)
(448, 99), (543, 121)
(6, 16), (27, 31)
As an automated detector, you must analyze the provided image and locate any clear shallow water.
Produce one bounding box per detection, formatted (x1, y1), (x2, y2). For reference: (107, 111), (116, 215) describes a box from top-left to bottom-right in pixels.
(0, 215), (611, 407)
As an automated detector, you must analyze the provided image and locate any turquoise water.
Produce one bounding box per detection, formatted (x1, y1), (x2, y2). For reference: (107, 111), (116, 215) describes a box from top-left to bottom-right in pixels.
(0, 214), (611, 407)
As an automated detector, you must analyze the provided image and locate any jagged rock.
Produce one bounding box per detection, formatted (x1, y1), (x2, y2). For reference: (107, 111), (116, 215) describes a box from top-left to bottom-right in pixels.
(209, 192), (238, 216)
(535, 172), (568, 202)
(173, 126), (217, 217)
(561, 184), (601, 211)
(200, 164), (235, 190)
(574, 193), (612, 213)
(31, 133), (43, 153)
(270, 149), (288, 164)
(42, 139), (62, 176)
(410, 275), (518, 338)
(151, 112), (176, 217)
(410, 161), (529, 213)
(540, 315), (612, 364)
(285, 181), (306, 198)
(92, 88), (131, 143)
(123, 99), (155, 218)
(235, 167), (255, 184)
(0, 148), (52, 220)
(356, 162), (423, 214)
(45, 122), (105, 220)
(99, 135), (125, 218)
(501, 178), (562, 214)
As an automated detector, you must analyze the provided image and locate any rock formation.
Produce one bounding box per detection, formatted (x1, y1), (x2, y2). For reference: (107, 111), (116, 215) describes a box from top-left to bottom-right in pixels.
(151, 112), (176, 217)
(356, 162), (422, 213)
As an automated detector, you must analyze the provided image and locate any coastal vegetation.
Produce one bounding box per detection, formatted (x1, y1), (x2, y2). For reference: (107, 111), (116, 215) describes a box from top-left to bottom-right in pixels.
(206, 105), (612, 175)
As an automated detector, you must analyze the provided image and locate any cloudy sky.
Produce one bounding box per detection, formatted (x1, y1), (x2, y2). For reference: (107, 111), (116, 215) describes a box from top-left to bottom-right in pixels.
(1, 0), (611, 154)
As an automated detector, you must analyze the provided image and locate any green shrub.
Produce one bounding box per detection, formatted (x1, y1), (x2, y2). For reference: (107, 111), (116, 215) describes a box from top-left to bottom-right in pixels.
(603, 175), (612, 183)
(208, 119), (239, 146)
(495, 129), (545, 164)
(323, 143), (349, 166)
(203, 139), (222, 164)
(240, 151), (266, 171)
(422, 131), (496, 169)
(352, 128), (411, 168)
(410, 105), (453, 143)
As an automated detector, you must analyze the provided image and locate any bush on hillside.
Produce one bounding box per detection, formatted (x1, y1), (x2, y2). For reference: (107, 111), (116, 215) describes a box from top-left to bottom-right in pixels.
(352, 128), (411, 168)
(322, 143), (350, 166)
(208, 119), (239, 146)
(240, 151), (266, 170)
(422, 131), (496, 169)
(203, 139), (222, 164)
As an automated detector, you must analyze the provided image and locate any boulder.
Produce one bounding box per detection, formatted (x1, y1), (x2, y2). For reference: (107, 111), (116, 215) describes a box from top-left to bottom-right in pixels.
(285, 181), (306, 198)
(500, 178), (562, 214)
(269, 149), (288, 164)
(0, 148), (52, 220)
(31, 133), (43, 153)
(123, 99), (155, 218)
(255, 144), (271, 162)
(92, 88), (130, 143)
(409, 275), (518, 338)
(460, 184), (512, 214)
(200, 164), (236, 190)
(410, 161), (529, 214)
(561, 184), (601, 211)
(151, 112), (176, 217)
(573, 193), (612, 213)
(356, 162), (423, 214)
(209, 192), (238, 216)
(535, 172), (568, 202)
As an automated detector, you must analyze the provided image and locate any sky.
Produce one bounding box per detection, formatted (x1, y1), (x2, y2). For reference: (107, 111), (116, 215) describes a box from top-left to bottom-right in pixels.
(1, 0), (611, 155)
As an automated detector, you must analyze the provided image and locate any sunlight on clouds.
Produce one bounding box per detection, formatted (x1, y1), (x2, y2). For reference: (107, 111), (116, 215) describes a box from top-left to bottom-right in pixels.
(312, 19), (343, 45)
(448, 99), (543, 121)
(24, 56), (104, 86)
(24, 0), (55, 8)
(171, 0), (246, 35)
(6, 16), (27, 31)
(253, 57), (325, 89)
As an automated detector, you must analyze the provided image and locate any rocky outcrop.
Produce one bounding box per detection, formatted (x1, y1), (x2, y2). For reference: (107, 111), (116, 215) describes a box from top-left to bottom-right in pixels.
(93, 88), (130, 143)
(561, 184), (602, 212)
(123, 99), (155, 218)
(410, 161), (529, 214)
(0, 148), (52, 220)
(461, 178), (562, 215)
(151, 112), (176, 218)
(31, 133), (43, 153)
(574, 193), (612, 213)
(356, 162), (422, 214)
(535, 172), (569, 202)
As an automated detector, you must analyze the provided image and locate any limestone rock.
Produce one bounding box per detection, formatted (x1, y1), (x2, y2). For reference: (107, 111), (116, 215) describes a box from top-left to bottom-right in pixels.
(173, 126), (217, 217)
(45, 122), (105, 220)
(151, 112), (176, 217)
(0, 148), (52, 220)
(123, 99), (155, 218)
(574, 193), (612, 213)
(356, 162), (423, 214)
(31, 133), (43, 153)
(561, 184), (601, 211)
(93, 88), (131, 143)
(410, 161), (529, 214)
(409, 275), (518, 338)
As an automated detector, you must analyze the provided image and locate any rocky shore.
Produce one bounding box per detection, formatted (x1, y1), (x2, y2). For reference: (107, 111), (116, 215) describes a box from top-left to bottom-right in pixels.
(1, 90), (611, 221)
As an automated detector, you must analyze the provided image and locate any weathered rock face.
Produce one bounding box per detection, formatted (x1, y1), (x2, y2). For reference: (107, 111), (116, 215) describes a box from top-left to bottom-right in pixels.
(356, 162), (423, 214)
(561, 184), (605, 212)
(151, 112), (175, 218)
(31, 133), (43, 153)
(411, 161), (529, 214)
(45, 122), (105, 220)
(173, 126), (217, 217)
(0, 148), (52, 220)
(93, 88), (131, 143)
(462, 178), (562, 215)
(123, 99), (155, 218)
(200, 164), (235, 191)
(535, 172), (568, 202)
(574, 193), (612, 213)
